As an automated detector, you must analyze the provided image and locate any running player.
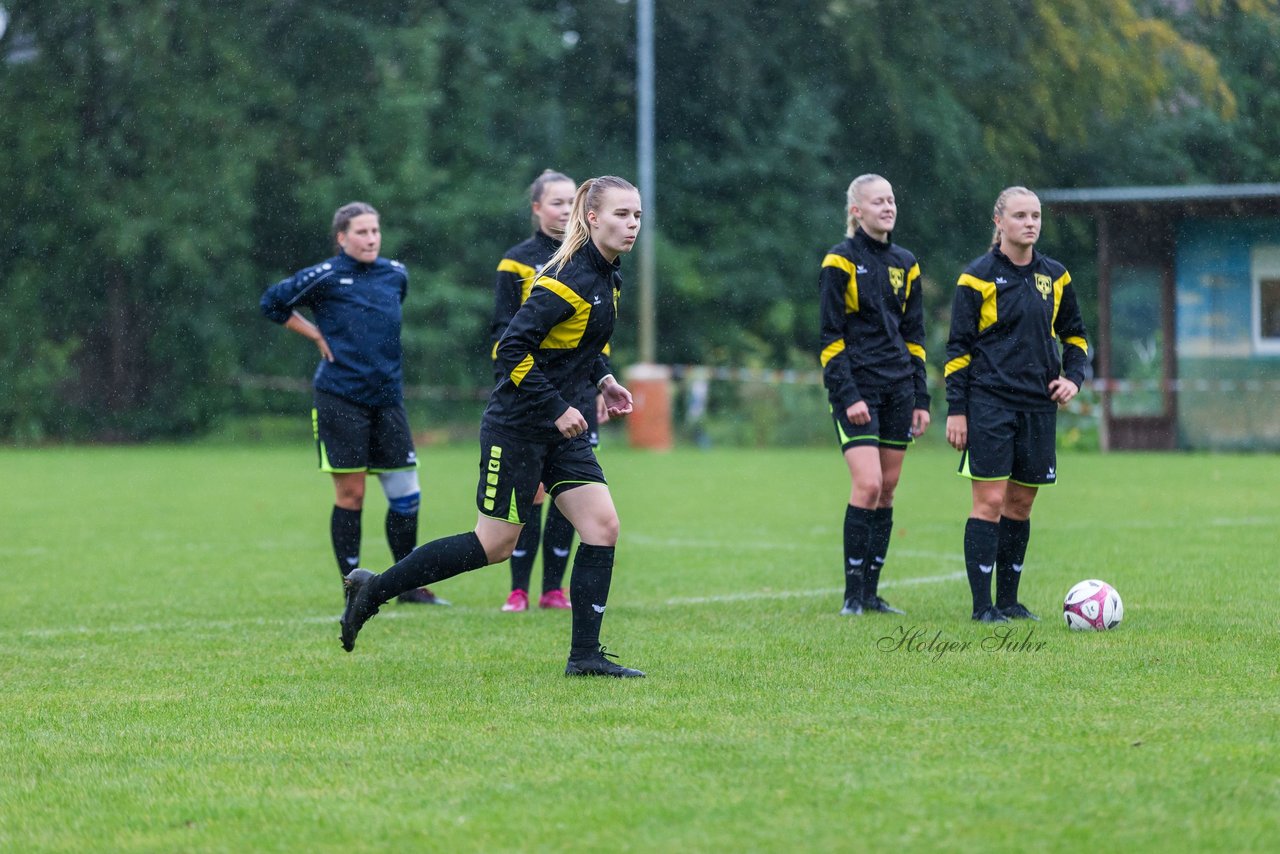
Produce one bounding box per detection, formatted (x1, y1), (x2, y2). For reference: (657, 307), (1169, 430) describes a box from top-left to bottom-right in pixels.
(340, 177), (644, 677)
(490, 170), (610, 613)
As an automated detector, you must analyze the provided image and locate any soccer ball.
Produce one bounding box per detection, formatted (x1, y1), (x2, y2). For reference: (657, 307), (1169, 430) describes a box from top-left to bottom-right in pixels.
(1062, 579), (1123, 631)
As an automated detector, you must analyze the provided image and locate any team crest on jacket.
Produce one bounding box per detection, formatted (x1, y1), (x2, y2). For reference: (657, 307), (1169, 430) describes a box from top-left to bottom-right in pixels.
(888, 267), (905, 293)
(1034, 273), (1052, 299)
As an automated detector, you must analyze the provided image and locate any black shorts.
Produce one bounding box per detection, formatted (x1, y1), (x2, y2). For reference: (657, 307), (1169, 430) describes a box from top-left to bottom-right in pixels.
(312, 390), (417, 473)
(476, 425), (606, 524)
(831, 381), (915, 451)
(958, 403), (1057, 486)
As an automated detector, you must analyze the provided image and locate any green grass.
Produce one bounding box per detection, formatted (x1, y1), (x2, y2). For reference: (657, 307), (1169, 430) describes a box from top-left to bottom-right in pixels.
(1, 441), (1277, 852)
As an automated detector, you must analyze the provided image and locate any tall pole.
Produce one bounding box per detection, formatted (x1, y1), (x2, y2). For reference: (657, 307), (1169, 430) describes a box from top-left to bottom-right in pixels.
(637, 0), (656, 364)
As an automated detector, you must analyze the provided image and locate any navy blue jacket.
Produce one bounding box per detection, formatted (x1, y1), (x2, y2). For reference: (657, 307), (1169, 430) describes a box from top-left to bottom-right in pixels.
(260, 251), (408, 407)
(484, 240), (617, 442)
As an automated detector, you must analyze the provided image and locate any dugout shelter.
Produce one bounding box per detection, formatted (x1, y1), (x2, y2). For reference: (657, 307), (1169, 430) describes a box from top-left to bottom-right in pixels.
(1040, 183), (1280, 452)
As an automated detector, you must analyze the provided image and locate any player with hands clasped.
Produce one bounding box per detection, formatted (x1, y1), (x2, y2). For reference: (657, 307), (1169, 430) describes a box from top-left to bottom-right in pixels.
(944, 187), (1090, 622)
(339, 177), (645, 678)
(818, 174), (931, 617)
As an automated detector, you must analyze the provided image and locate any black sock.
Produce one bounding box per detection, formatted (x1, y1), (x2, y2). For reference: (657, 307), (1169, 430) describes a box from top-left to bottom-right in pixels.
(509, 503), (542, 592)
(385, 509), (418, 563)
(995, 516), (1032, 608)
(369, 532), (489, 604)
(541, 500), (576, 592)
(843, 505), (874, 602)
(964, 517), (999, 613)
(569, 544), (615, 654)
(331, 506), (362, 578)
(865, 506), (894, 600)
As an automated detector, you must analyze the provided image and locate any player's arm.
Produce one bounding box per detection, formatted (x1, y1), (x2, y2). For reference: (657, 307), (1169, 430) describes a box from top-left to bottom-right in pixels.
(490, 260), (528, 360)
(261, 270), (334, 361)
(944, 281), (981, 417)
(901, 261), (930, 413)
(496, 279), (576, 422)
(589, 349), (631, 418)
(944, 281), (982, 450)
(283, 312), (333, 362)
(818, 258), (862, 410)
(1052, 271), (1089, 402)
(594, 346), (615, 423)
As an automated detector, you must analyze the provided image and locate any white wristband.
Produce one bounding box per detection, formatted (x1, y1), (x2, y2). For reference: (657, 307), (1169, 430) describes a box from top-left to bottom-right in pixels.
(596, 373), (615, 390)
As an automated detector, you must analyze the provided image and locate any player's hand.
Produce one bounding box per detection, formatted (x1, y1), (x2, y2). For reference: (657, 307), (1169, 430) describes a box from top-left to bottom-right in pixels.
(911, 408), (931, 438)
(315, 335), (334, 363)
(1049, 377), (1079, 406)
(596, 392), (611, 425)
(946, 414), (968, 451)
(845, 400), (870, 426)
(600, 378), (633, 417)
(555, 407), (589, 439)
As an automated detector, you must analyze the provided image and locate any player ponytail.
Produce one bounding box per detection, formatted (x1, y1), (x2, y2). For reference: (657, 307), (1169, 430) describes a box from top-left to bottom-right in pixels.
(332, 202), (379, 252)
(544, 176), (638, 277)
(990, 186), (1037, 249)
(846, 174), (886, 238)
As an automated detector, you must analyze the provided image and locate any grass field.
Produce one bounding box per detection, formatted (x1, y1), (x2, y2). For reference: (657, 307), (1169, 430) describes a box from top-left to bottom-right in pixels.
(1, 440), (1277, 852)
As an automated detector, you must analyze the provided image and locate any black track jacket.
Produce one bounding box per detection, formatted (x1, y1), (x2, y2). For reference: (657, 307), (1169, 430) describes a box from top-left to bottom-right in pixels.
(484, 240), (618, 441)
(818, 228), (929, 412)
(944, 247), (1089, 415)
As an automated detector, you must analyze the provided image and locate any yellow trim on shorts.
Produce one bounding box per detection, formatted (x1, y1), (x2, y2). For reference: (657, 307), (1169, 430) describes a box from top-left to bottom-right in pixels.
(957, 449), (1007, 482)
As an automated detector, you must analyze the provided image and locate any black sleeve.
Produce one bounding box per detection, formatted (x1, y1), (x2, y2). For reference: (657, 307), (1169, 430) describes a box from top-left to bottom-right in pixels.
(900, 261), (930, 411)
(1054, 271), (1090, 387)
(490, 262), (525, 355)
(944, 281), (982, 416)
(818, 255), (861, 408)
(260, 267), (333, 324)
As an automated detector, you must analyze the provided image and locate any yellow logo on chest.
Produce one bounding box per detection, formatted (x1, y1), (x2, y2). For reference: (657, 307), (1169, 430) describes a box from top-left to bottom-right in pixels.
(1034, 273), (1052, 300)
(888, 267), (905, 294)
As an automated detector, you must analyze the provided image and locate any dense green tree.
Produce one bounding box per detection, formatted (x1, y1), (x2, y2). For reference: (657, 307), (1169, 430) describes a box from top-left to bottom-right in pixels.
(0, 0), (1275, 441)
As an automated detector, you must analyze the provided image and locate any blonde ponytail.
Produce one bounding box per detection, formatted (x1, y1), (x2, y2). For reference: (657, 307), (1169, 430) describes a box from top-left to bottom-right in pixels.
(543, 176), (638, 277)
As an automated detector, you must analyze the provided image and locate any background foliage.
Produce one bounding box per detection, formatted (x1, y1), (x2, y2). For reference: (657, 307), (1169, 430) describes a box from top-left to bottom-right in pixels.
(2, 0), (1279, 440)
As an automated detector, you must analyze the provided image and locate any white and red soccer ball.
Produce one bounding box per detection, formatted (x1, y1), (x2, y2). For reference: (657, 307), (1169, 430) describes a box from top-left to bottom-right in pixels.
(1063, 579), (1123, 631)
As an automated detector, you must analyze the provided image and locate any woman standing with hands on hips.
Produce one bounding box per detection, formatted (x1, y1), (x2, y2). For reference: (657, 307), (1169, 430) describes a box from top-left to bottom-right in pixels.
(340, 177), (645, 678)
(944, 187), (1090, 622)
(818, 174), (930, 617)
(260, 202), (445, 606)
